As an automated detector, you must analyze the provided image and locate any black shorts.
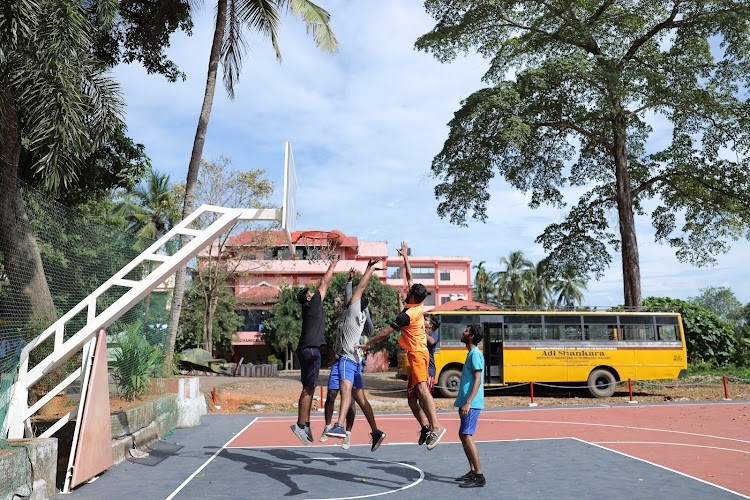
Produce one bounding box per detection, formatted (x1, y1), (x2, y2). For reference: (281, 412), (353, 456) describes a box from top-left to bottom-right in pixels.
(297, 346), (321, 389)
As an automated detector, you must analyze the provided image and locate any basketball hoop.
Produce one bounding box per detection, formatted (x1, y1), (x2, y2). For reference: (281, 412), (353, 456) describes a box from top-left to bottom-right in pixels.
(295, 231), (342, 264)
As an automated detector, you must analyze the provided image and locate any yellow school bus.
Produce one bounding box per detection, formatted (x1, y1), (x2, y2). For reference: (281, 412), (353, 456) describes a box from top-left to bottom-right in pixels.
(398, 309), (688, 398)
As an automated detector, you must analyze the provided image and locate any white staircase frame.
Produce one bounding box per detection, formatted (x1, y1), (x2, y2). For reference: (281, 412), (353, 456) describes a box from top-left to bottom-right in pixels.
(2, 204), (280, 488)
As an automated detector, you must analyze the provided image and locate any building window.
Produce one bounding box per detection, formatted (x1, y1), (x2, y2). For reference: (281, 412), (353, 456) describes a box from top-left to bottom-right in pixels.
(387, 265), (402, 279)
(439, 270), (451, 280)
(423, 290), (435, 306)
(412, 266), (434, 279)
(440, 296), (451, 304)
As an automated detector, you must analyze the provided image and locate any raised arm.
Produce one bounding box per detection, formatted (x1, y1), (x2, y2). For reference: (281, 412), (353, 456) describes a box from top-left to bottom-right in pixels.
(317, 255), (339, 300)
(350, 259), (381, 305)
(345, 268), (355, 303)
(397, 241), (413, 289)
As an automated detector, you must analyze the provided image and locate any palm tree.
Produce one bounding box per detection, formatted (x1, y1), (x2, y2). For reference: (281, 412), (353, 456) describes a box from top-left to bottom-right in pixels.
(0, 0), (123, 327)
(528, 261), (553, 308)
(473, 261), (498, 304)
(120, 169), (180, 246)
(496, 250), (535, 307)
(164, 0), (338, 374)
(551, 264), (588, 308)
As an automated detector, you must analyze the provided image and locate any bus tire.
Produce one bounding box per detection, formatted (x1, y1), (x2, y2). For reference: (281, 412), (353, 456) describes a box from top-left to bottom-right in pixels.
(587, 368), (617, 398)
(438, 368), (461, 398)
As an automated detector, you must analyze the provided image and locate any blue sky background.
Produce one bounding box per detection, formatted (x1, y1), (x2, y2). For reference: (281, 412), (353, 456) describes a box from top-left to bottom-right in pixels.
(112, 1), (750, 307)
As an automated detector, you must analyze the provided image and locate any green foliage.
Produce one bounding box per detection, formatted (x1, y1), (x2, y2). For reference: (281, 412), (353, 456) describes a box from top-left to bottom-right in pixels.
(417, 1), (750, 305)
(643, 297), (737, 366)
(263, 286), (304, 356)
(178, 280), (242, 355)
(688, 287), (744, 325)
(266, 354), (284, 370)
(110, 322), (162, 401)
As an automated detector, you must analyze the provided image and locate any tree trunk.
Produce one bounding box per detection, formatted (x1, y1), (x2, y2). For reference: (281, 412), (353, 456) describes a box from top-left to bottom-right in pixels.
(163, 0), (228, 375)
(613, 113), (642, 308)
(0, 88), (57, 329)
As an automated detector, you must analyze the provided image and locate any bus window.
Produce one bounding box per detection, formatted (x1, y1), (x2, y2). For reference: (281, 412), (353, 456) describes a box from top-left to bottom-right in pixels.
(438, 314), (476, 343)
(619, 315), (656, 341)
(543, 315), (583, 341)
(504, 315), (542, 341)
(583, 315), (617, 341)
(655, 316), (680, 341)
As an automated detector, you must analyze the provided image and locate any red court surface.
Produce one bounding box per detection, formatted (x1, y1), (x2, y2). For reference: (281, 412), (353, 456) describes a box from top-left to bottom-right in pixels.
(228, 402), (750, 497)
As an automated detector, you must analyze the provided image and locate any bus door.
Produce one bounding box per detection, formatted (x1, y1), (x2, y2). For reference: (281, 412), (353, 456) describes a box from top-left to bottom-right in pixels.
(483, 323), (504, 384)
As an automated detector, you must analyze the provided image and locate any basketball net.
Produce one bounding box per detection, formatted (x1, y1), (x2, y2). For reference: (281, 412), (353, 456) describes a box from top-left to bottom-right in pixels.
(296, 231), (341, 264)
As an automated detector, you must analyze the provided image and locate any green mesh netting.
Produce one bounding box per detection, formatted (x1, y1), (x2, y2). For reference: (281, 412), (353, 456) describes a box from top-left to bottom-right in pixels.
(0, 172), (172, 455)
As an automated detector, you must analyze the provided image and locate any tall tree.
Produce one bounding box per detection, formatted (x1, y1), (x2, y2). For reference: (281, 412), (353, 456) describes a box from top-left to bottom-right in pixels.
(688, 286), (743, 325)
(164, 0), (338, 375)
(496, 250), (535, 306)
(0, 0), (123, 327)
(472, 260), (497, 304)
(118, 169), (181, 247)
(185, 156), (272, 354)
(417, 1), (750, 307)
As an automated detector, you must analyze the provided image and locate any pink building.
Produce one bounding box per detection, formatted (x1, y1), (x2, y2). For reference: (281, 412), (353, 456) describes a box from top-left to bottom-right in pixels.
(204, 230), (472, 366)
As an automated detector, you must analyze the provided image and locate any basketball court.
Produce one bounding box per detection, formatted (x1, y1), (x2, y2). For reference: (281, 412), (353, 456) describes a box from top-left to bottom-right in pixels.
(64, 401), (749, 499)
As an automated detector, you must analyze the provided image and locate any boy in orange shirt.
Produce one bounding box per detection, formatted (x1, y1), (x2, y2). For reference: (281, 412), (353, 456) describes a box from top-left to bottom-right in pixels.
(363, 242), (446, 449)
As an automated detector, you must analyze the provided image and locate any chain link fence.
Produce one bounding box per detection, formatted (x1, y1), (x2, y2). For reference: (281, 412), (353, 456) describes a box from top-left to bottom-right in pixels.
(0, 172), (171, 462)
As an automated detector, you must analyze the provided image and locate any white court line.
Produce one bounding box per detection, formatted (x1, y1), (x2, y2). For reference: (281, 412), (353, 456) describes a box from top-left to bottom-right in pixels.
(594, 441), (750, 455)
(164, 417), (258, 500)
(305, 457), (424, 500)
(576, 438), (750, 499)
(248, 413), (750, 446)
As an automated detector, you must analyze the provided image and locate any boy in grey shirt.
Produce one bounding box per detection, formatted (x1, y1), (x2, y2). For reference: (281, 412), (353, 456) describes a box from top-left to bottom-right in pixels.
(326, 259), (386, 452)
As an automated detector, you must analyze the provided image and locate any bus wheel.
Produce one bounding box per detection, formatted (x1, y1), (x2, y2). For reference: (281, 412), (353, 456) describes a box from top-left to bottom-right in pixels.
(587, 368), (616, 398)
(438, 368), (461, 398)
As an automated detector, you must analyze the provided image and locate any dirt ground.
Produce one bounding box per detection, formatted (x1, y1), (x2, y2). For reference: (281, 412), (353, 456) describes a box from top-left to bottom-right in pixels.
(200, 371), (750, 414)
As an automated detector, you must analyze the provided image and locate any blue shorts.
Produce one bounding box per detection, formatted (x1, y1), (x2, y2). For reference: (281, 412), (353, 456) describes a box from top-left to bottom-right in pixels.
(458, 408), (481, 436)
(297, 346), (321, 389)
(328, 357), (363, 390)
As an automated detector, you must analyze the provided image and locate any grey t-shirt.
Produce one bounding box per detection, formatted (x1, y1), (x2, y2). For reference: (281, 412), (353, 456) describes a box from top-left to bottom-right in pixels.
(334, 299), (366, 363)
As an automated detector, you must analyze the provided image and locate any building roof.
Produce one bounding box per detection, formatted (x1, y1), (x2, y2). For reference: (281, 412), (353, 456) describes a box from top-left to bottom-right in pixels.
(225, 229), (359, 248)
(430, 299), (498, 312)
(236, 286), (280, 305)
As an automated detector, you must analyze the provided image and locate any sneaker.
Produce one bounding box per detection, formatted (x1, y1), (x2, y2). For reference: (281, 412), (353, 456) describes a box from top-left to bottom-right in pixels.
(370, 430), (386, 452)
(305, 425), (314, 443)
(327, 423), (347, 438)
(454, 471), (475, 482)
(458, 474), (486, 488)
(290, 423), (308, 445)
(426, 427), (447, 450)
(418, 425), (429, 446)
(319, 424), (331, 442)
(341, 431), (351, 450)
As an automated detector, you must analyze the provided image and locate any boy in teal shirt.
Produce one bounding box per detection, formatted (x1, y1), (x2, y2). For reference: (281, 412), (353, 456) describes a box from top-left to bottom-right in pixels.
(453, 324), (486, 488)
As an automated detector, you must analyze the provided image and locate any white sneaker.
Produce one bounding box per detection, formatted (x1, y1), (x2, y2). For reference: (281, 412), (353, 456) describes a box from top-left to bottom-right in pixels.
(342, 431), (351, 450)
(319, 424), (331, 442)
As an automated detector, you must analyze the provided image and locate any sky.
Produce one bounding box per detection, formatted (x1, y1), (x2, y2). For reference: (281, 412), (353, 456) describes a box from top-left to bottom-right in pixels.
(112, 1), (750, 307)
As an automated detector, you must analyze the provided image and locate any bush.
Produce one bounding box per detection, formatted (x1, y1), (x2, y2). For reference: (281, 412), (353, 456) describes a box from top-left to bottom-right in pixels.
(266, 354), (284, 370)
(111, 322), (162, 401)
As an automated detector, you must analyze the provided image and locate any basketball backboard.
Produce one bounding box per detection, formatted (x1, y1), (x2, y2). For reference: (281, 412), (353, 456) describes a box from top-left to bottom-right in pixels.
(281, 141), (297, 254)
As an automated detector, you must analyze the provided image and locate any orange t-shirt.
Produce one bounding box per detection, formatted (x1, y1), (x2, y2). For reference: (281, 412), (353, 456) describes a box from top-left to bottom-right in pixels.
(396, 303), (427, 352)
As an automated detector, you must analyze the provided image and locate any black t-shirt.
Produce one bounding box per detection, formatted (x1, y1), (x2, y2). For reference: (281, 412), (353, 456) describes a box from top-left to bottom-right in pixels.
(299, 289), (326, 348)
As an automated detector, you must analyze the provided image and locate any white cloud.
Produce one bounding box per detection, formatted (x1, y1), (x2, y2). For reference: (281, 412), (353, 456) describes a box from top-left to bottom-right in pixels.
(113, 0), (750, 306)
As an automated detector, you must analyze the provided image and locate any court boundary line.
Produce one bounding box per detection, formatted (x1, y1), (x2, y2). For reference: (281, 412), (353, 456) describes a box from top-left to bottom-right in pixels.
(577, 438), (750, 499)
(164, 417), (259, 500)
(305, 456), (425, 500)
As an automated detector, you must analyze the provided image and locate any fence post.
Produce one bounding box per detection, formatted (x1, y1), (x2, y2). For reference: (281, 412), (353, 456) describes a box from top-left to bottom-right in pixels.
(722, 375), (732, 401)
(627, 378), (638, 404)
(528, 381), (538, 407)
